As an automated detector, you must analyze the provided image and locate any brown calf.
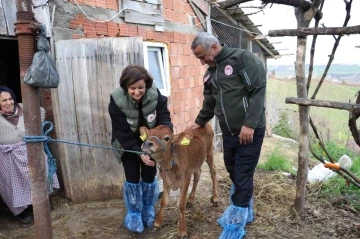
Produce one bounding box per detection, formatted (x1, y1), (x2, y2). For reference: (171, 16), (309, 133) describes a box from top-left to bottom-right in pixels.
(140, 123), (219, 238)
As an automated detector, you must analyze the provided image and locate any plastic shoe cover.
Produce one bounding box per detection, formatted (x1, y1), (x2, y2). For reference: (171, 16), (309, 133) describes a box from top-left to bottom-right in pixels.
(123, 182), (144, 233)
(217, 205), (248, 239)
(141, 180), (159, 227)
(229, 184), (254, 224)
(247, 197), (254, 224)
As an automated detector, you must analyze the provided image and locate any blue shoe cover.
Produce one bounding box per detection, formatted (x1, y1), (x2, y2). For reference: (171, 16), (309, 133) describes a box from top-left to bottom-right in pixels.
(229, 184), (254, 224)
(141, 180), (159, 227)
(217, 205), (248, 239)
(123, 181), (144, 233)
(247, 197), (254, 224)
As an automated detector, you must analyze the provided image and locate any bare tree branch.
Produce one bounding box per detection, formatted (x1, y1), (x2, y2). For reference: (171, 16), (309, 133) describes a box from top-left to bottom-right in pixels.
(307, 0), (325, 93)
(222, 0), (312, 10)
(311, 0), (353, 99)
(285, 97), (360, 112)
(268, 25), (360, 36)
(349, 91), (360, 147)
(309, 117), (335, 163)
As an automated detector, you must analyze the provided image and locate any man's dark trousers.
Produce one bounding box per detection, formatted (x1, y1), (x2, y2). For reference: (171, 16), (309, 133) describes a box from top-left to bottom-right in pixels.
(223, 127), (265, 207)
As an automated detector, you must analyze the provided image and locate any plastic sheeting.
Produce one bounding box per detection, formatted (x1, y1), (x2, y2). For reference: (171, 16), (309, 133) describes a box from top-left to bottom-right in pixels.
(141, 180), (159, 227)
(123, 181), (144, 233)
(217, 205), (248, 239)
(24, 24), (59, 88)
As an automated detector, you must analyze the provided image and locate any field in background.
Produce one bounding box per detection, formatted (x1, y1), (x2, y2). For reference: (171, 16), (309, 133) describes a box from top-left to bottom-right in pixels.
(266, 77), (359, 148)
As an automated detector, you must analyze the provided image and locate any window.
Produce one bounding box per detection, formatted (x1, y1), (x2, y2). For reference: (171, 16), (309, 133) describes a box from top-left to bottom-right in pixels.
(143, 42), (170, 96)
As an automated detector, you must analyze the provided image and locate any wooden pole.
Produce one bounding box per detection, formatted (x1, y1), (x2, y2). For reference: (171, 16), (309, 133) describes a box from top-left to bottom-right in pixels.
(285, 97), (360, 112)
(268, 25), (360, 37)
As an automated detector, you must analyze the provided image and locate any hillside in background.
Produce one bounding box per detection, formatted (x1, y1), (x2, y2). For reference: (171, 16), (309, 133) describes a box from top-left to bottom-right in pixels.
(268, 64), (360, 84)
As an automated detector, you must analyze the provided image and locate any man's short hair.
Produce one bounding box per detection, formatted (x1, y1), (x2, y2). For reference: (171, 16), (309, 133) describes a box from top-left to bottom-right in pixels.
(191, 32), (220, 50)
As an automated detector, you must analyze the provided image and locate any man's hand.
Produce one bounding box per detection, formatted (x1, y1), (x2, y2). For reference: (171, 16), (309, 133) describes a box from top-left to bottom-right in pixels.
(239, 125), (255, 145)
(140, 154), (155, 167)
(185, 122), (200, 131)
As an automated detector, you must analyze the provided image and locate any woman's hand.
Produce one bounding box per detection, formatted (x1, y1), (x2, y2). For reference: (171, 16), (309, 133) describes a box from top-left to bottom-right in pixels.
(140, 153), (155, 167)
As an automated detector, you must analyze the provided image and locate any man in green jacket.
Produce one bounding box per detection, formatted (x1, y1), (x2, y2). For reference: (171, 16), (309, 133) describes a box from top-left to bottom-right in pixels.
(188, 32), (266, 239)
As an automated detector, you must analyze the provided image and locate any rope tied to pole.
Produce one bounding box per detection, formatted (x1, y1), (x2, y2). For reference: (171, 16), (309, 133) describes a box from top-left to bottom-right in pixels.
(23, 121), (145, 155)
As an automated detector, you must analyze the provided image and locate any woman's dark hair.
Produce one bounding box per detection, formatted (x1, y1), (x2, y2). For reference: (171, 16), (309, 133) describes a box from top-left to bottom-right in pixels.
(0, 86), (17, 105)
(119, 65), (153, 90)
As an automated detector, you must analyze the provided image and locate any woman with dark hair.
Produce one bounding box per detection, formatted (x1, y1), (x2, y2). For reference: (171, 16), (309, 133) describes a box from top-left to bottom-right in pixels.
(108, 65), (173, 233)
(0, 86), (59, 224)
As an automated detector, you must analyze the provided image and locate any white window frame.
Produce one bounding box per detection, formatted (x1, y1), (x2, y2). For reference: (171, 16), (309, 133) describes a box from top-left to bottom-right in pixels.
(143, 42), (170, 96)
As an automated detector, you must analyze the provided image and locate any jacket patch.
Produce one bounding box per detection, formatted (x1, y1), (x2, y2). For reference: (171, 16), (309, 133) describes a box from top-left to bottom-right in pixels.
(203, 74), (210, 83)
(224, 65), (233, 76)
(147, 111), (157, 123)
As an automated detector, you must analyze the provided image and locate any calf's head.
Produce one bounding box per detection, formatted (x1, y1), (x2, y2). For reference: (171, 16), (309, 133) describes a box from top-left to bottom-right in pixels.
(140, 125), (193, 164)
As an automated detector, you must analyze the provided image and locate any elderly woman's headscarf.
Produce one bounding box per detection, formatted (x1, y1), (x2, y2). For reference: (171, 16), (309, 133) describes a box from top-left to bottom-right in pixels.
(0, 86), (21, 125)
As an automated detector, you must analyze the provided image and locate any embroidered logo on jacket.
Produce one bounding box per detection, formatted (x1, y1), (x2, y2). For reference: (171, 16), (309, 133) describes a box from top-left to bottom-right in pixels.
(147, 111), (157, 123)
(224, 65), (233, 76)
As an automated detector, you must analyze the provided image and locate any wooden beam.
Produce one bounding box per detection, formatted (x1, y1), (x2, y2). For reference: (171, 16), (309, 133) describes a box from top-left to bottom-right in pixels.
(269, 25), (360, 37)
(270, 41), (282, 44)
(251, 34), (266, 40)
(285, 97), (360, 112)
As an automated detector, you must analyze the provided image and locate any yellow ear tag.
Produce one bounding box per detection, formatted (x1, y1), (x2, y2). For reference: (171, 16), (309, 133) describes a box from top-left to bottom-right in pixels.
(140, 133), (147, 141)
(180, 137), (190, 145)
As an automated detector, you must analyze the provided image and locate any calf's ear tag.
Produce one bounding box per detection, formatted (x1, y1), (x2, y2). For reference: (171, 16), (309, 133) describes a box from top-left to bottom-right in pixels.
(180, 137), (190, 145)
(140, 133), (147, 141)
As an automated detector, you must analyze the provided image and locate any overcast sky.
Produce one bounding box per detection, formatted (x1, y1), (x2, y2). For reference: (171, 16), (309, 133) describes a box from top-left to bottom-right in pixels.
(240, 1), (360, 65)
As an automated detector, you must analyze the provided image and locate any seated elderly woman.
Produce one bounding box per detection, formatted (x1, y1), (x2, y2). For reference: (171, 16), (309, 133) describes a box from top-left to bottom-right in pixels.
(0, 86), (59, 224)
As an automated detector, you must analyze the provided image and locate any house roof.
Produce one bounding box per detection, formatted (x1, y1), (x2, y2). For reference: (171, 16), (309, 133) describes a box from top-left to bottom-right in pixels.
(215, 2), (280, 58)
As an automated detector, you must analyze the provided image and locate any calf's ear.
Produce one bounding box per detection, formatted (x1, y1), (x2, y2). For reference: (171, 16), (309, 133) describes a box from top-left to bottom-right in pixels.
(173, 132), (193, 146)
(139, 127), (150, 141)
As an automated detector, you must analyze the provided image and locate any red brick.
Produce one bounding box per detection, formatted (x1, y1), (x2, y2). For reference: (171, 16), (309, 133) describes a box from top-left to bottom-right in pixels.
(69, 19), (83, 30)
(72, 34), (84, 39)
(107, 22), (119, 36)
(184, 111), (191, 122)
(86, 33), (99, 38)
(153, 32), (164, 42)
(128, 25), (138, 37)
(174, 32), (180, 43)
(96, 0), (107, 9)
(178, 78), (185, 89)
(166, 32), (175, 43)
(84, 20), (96, 34)
(163, 0), (173, 10)
(180, 101), (186, 112)
(170, 43), (177, 55)
(146, 29), (154, 40)
(119, 24), (129, 36)
(173, 1), (181, 12)
(137, 27), (147, 39)
(189, 77), (195, 88)
(170, 55), (177, 66)
(171, 78), (179, 90)
(175, 91), (182, 102)
(107, 0), (119, 10)
(177, 44), (183, 54)
(179, 67), (186, 78)
(172, 114), (180, 127)
(164, 9), (173, 22)
(173, 102), (180, 114)
(172, 66), (180, 79)
(168, 103), (174, 115)
(96, 22), (108, 35)
(84, 0), (95, 7)
(180, 33), (187, 44)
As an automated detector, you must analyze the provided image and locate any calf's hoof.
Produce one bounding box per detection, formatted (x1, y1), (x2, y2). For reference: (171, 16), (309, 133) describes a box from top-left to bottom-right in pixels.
(151, 226), (160, 232)
(178, 236), (188, 239)
(211, 196), (219, 207)
(186, 202), (193, 209)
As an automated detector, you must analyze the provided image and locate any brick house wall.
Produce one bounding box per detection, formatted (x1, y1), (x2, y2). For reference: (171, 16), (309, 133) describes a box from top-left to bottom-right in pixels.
(52, 0), (207, 134)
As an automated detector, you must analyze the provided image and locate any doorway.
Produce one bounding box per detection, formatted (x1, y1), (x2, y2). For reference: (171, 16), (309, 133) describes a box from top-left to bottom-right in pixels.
(0, 38), (21, 102)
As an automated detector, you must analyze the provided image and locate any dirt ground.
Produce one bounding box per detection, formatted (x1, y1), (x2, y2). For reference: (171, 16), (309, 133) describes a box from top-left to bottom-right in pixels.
(1, 136), (360, 239)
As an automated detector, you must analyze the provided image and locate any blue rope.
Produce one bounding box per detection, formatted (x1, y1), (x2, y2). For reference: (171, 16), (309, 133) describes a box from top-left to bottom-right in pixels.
(23, 121), (144, 155)
(41, 121), (57, 194)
